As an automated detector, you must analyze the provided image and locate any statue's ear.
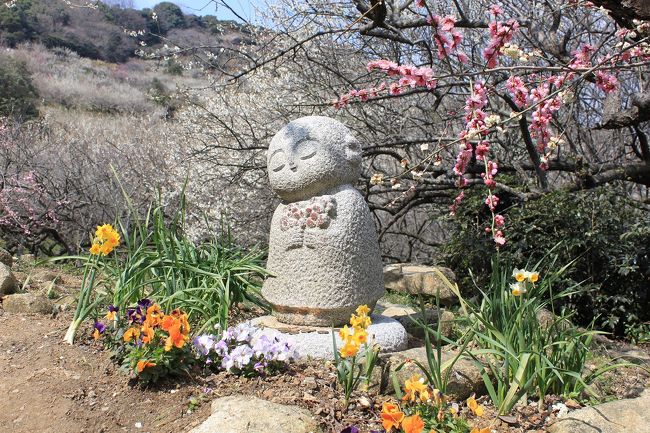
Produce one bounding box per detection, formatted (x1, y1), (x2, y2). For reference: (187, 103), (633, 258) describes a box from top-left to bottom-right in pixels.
(345, 137), (363, 167)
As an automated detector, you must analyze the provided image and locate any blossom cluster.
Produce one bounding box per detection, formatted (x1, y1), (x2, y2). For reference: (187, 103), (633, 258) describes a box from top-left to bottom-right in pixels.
(193, 323), (298, 375)
(338, 304), (372, 358)
(483, 13), (519, 68)
(426, 14), (466, 62)
(334, 60), (437, 108)
(280, 196), (336, 231)
(380, 373), (489, 433)
(89, 223), (120, 256)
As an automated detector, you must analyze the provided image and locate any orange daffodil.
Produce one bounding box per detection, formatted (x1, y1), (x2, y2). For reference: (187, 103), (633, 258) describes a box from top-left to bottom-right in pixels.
(338, 305), (372, 358)
(89, 223), (120, 256)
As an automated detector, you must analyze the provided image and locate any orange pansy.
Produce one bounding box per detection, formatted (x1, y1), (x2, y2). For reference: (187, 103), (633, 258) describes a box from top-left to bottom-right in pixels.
(123, 327), (141, 343)
(380, 402), (404, 431)
(136, 360), (156, 373)
(470, 428), (490, 433)
(164, 323), (187, 351)
(145, 304), (163, 327)
(161, 315), (178, 331)
(141, 323), (155, 344)
(402, 414), (425, 433)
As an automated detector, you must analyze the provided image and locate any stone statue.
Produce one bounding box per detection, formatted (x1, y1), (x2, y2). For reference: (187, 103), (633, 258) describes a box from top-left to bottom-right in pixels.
(262, 116), (385, 326)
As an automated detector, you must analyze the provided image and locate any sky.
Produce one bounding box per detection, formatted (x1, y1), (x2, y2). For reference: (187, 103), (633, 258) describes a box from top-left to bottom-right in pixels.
(131, 0), (265, 22)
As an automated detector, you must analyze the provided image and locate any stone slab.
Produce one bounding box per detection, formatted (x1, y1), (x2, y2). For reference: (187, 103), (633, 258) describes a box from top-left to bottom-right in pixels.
(383, 264), (458, 305)
(250, 313), (408, 359)
(548, 389), (650, 433)
(3, 293), (54, 314)
(189, 395), (322, 433)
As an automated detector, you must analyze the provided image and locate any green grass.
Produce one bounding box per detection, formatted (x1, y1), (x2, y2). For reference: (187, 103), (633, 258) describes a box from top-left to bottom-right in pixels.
(57, 179), (269, 343)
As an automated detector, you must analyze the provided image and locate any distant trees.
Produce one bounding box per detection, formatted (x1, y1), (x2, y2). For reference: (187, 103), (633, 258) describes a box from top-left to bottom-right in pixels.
(152, 2), (185, 34)
(0, 52), (38, 119)
(0, 0), (37, 46)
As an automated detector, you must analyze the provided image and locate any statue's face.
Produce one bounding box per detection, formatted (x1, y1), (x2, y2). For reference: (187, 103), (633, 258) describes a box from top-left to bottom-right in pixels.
(267, 116), (361, 202)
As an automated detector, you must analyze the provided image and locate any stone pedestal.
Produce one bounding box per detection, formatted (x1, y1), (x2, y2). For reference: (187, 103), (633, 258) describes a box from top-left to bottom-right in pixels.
(249, 314), (408, 359)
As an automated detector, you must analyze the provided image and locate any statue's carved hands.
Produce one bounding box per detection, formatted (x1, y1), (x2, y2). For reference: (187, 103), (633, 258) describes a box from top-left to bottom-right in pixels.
(285, 226), (304, 250)
(303, 230), (324, 249)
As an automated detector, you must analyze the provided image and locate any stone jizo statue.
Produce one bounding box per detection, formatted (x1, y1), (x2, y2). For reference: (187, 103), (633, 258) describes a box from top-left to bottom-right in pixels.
(262, 116), (384, 326)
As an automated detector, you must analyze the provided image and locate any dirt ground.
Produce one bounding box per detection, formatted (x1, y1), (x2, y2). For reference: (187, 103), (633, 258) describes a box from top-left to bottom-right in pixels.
(1, 264), (649, 433)
(0, 310), (212, 433)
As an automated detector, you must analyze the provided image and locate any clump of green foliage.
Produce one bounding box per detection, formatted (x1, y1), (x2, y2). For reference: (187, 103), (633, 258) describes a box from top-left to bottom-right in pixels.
(0, 53), (39, 119)
(443, 187), (650, 338)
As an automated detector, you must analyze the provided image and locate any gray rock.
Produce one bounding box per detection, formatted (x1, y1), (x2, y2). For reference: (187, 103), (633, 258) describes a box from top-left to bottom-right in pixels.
(250, 313), (408, 359)
(18, 254), (35, 265)
(548, 389), (650, 433)
(386, 346), (485, 401)
(0, 263), (18, 295)
(0, 248), (12, 267)
(30, 269), (61, 284)
(188, 395), (322, 433)
(263, 116), (384, 326)
(383, 264), (458, 306)
(3, 293), (54, 314)
(382, 305), (455, 340)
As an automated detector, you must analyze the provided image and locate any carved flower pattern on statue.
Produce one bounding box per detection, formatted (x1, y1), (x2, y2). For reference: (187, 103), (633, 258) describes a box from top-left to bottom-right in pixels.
(280, 196), (337, 231)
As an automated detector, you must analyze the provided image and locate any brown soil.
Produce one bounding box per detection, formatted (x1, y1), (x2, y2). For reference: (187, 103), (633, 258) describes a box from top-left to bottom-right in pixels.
(1, 264), (649, 433)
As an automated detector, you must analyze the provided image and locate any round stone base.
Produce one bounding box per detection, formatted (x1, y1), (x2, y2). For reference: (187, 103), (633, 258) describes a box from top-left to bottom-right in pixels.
(249, 314), (409, 359)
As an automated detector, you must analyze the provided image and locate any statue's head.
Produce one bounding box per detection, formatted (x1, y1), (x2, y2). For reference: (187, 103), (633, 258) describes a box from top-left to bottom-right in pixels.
(267, 116), (362, 202)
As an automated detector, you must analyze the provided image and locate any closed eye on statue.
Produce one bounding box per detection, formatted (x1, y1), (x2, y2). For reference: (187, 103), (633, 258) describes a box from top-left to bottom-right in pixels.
(298, 142), (317, 160)
(269, 149), (286, 172)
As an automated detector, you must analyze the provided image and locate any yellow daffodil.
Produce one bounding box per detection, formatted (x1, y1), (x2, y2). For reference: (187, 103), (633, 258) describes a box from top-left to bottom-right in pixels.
(352, 327), (368, 345)
(356, 304), (371, 316)
(512, 268), (526, 282)
(510, 282), (526, 296)
(89, 243), (101, 255)
(90, 223), (120, 256)
(339, 341), (359, 358)
(350, 313), (371, 329)
(526, 271), (539, 283)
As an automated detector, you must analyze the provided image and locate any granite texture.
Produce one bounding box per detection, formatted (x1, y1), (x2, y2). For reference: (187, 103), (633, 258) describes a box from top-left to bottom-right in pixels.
(263, 116), (384, 326)
(189, 396), (322, 433)
(0, 262), (17, 295)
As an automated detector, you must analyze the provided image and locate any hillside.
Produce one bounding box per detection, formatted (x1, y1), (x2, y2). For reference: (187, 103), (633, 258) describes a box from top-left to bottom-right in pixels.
(0, 0), (254, 63)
